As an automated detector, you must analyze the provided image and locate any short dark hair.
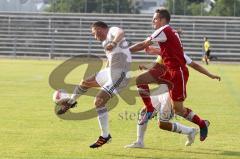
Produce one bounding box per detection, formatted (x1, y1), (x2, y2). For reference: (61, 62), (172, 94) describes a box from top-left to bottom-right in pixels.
(91, 21), (108, 29)
(155, 8), (171, 23)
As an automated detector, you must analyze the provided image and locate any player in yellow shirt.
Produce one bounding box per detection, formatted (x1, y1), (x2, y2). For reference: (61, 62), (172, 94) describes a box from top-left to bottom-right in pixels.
(203, 37), (211, 65)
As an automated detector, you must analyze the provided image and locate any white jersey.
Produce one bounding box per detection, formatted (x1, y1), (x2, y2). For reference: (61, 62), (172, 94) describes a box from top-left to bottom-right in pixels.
(96, 27), (131, 96)
(102, 27), (132, 72)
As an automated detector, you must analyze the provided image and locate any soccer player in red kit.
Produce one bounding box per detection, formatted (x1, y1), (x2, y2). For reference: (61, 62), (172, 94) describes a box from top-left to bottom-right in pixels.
(130, 8), (209, 141)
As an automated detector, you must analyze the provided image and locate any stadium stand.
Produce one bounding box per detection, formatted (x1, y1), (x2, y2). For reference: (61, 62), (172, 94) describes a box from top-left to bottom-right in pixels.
(0, 12), (240, 61)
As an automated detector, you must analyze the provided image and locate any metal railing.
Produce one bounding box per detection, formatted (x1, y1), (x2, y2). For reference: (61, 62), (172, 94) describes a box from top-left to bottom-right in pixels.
(0, 12), (240, 61)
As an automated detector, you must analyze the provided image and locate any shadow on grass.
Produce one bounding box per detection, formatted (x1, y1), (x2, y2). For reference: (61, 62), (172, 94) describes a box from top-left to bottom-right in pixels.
(107, 147), (240, 159)
(198, 148), (240, 157)
(106, 153), (180, 159)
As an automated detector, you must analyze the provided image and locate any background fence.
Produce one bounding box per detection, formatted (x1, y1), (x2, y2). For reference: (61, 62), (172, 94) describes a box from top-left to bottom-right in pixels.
(0, 12), (240, 61)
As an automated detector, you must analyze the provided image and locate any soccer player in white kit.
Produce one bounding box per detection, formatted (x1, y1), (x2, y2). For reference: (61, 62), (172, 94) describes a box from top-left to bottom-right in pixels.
(58, 21), (132, 148)
(125, 54), (221, 148)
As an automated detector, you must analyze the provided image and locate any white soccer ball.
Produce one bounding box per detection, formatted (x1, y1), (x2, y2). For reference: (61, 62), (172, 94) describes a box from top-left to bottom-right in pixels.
(52, 89), (70, 104)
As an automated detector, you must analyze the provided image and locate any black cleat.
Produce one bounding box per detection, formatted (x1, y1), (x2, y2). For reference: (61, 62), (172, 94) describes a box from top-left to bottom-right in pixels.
(89, 134), (112, 148)
(200, 120), (210, 141)
(56, 101), (77, 115)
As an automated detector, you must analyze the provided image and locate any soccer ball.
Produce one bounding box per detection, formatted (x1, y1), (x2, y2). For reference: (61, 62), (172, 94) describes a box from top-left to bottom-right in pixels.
(52, 89), (70, 105)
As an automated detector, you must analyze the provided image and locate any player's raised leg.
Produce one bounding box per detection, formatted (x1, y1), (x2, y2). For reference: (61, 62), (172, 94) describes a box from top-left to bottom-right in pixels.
(57, 74), (100, 115)
(68, 74), (100, 104)
(136, 71), (160, 125)
(89, 90), (112, 148)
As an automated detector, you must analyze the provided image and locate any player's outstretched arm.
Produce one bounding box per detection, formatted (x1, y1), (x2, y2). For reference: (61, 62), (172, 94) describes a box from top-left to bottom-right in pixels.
(188, 61), (221, 81)
(145, 46), (161, 55)
(129, 39), (152, 53)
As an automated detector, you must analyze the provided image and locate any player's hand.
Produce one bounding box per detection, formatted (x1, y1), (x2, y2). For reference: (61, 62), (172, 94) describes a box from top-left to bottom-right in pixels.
(144, 46), (154, 54)
(105, 42), (117, 51)
(211, 74), (221, 81)
(139, 65), (148, 70)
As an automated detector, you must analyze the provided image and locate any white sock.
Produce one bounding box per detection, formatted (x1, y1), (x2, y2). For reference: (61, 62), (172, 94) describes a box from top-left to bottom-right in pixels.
(137, 123), (147, 144)
(96, 106), (109, 138)
(172, 122), (193, 135)
(68, 85), (87, 104)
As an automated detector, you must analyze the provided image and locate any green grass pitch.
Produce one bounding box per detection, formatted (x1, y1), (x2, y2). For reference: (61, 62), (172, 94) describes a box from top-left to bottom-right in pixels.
(0, 58), (240, 159)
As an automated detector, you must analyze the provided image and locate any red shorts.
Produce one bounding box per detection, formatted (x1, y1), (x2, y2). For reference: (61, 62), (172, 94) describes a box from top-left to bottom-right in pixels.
(149, 63), (189, 101)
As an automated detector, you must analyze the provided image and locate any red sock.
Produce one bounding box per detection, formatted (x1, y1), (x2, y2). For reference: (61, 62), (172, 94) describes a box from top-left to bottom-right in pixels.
(184, 108), (206, 128)
(137, 84), (154, 112)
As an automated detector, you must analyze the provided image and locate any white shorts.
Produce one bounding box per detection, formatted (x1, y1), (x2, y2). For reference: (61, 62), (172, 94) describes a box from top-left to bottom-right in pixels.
(150, 85), (174, 122)
(95, 68), (129, 96)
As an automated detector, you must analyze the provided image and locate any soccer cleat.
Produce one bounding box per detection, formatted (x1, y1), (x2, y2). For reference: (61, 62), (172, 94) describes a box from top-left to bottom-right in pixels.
(138, 110), (156, 125)
(185, 128), (198, 146)
(200, 120), (210, 141)
(124, 141), (144, 148)
(89, 134), (112, 148)
(56, 101), (77, 115)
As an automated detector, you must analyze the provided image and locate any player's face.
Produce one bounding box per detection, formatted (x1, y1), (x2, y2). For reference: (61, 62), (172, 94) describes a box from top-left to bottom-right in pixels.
(152, 13), (162, 29)
(152, 13), (165, 29)
(91, 27), (105, 41)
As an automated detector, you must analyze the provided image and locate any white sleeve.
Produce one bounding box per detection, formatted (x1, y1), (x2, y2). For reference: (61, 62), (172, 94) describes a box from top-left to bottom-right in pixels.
(109, 27), (122, 37)
(184, 53), (192, 65)
(147, 29), (167, 42)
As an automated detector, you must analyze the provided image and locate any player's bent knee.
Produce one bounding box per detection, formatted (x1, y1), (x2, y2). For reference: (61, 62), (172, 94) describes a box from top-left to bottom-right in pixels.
(173, 104), (185, 115)
(81, 80), (89, 87)
(136, 75), (146, 85)
(135, 76), (141, 85)
(94, 97), (104, 107)
(173, 107), (185, 116)
(174, 109), (182, 116)
(80, 80), (86, 86)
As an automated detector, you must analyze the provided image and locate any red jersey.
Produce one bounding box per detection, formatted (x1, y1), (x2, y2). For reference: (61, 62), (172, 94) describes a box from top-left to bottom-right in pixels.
(148, 25), (186, 70)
